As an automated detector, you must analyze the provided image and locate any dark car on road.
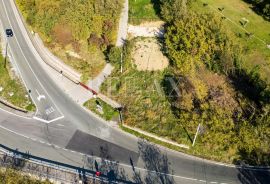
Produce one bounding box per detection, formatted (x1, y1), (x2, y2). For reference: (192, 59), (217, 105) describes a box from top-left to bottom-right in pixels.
(6, 29), (13, 37)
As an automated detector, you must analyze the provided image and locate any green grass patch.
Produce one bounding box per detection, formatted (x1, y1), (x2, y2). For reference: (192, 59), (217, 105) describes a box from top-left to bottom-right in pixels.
(84, 98), (119, 121)
(192, 0), (270, 82)
(129, 0), (160, 24)
(0, 54), (35, 111)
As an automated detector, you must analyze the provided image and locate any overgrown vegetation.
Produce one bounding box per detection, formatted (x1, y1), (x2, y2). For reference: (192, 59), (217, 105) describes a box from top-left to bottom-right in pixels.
(84, 98), (119, 121)
(0, 52), (35, 111)
(0, 168), (51, 184)
(103, 0), (270, 165)
(16, 0), (123, 81)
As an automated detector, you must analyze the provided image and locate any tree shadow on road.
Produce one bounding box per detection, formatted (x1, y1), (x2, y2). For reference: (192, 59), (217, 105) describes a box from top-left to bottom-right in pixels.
(82, 140), (175, 184)
(237, 167), (270, 184)
(82, 145), (135, 183)
(138, 139), (175, 184)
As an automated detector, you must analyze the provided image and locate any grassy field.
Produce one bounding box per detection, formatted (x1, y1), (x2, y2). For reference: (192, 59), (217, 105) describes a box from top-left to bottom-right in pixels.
(0, 53), (35, 111)
(129, 0), (160, 24)
(192, 0), (270, 82)
(84, 98), (119, 121)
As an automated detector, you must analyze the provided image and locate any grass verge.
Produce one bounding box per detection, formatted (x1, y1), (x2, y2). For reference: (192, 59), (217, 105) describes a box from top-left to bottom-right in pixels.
(84, 98), (119, 121)
(120, 124), (188, 152)
(0, 53), (35, 111)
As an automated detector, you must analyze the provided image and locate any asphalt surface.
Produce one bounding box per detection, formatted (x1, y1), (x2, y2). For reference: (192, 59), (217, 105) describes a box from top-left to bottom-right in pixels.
(0, 0), (269, 183)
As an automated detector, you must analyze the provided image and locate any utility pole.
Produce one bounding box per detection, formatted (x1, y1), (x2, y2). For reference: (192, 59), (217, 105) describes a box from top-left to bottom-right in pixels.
(192, 123), (201, 147)
(4, 42), (8, 68)
(118, 107), (123, 124)
(120, 52), (123, 73)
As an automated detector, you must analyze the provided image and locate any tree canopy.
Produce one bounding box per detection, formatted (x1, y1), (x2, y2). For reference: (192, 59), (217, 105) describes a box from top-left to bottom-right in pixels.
(244, 0), (270, 20)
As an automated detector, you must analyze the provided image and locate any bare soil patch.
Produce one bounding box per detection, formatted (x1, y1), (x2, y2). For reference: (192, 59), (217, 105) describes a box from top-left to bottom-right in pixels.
(128, 21), (165, 38)
(132, 38), (169, 71)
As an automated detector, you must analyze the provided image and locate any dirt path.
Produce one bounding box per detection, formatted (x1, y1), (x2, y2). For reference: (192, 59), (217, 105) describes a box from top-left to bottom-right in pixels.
(116, 0), (129, 47)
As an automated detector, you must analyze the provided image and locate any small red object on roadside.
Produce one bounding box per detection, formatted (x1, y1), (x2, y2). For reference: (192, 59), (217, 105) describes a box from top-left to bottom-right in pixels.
(95, 171), (101, 177)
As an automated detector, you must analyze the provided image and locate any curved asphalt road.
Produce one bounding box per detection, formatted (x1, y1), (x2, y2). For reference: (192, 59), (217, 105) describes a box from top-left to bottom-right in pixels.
(0, 0), (269, 183)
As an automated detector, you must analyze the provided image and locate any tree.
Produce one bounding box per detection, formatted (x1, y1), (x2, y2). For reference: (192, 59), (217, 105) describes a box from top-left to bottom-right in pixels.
(107, 46), (122, 64)
(160, 0), (188, 22)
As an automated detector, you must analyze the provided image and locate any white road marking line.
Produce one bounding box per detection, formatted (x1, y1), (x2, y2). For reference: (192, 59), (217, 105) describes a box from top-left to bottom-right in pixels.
(33, 116), (50, 124)
(47, 115), (64, 123)
(45, 106), (55, 115)
(198, 180), (206, 182)
(1, 0), (64, 119)
(0, 124), (266, 183)
(0, 106), (32, 120)
(33, 115), (64, 124)
(0, 124), (29, 139)
(36, 89), (46, 101)
(0, 18), (39, 118)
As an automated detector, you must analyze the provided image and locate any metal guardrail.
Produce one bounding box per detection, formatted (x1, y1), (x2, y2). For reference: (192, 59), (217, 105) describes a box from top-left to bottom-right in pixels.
(0, 144), (133, 184)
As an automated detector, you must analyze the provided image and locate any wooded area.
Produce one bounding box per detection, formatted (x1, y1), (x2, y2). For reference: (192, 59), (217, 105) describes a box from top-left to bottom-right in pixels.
(161, 0), (270, 165)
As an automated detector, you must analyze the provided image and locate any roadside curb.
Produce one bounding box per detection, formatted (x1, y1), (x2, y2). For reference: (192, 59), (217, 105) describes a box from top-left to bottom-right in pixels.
(0, 98), (27, 113)
(122, 124), (190, 149)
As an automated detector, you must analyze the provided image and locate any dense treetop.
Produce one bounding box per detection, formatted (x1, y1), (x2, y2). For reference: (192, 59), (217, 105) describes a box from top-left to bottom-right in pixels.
(244, 0), (270, 19)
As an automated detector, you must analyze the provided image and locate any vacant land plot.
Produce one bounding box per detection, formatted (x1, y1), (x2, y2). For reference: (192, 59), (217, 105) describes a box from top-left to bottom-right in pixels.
(132, 38), (168, 71)
(129, 0), (160, 24)
(193, 0), (270, 82)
